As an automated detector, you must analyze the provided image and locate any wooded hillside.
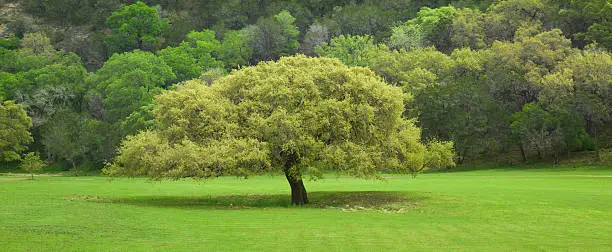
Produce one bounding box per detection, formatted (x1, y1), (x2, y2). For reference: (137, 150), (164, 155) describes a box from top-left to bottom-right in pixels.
(1, 0), (610, 174)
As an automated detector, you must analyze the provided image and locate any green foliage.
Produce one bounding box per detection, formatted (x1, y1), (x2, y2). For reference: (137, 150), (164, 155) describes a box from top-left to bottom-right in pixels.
(511, 103), (563, 161)
(0, 48), (17, 73)
(19, 152), (45, 179)
(302, 23), (329, 56)
(22, 0), (113, 25)
(450, 8), (487, 50)
(104, 1), (169, 55)
(199, 68), (228, 85)
(184, 30), (222, 68)
(584, 22), (612, 50)
(274, 11), (300, 56)
(217, 30), (252, 68)
(42, 110), (105, 176)
(321, 1), (422, 40)
(0, 72), (17, 101)
(120, 104), (156, 137)
(0, 100), (33, 162)
(92, 50), (175, 123)
(0, 33), (87, 114)
(13, 54), (87, 127)
(5, 0), (611, 170)
(158, 29), (231, 82)
(315, 35), (381, 67)
(19, 32), (55, 57)
(390, 6), (457, 52)
(106, 56), (439, 203)
(0, 37), (20, 50)
(489, 0), (548, 27)
(8, 0), (498, 70)
(158, 28), (252, 81)
(157, 44), (201, 82)
(558, 49), (612, 158)
(104, 131), (270, 179)
(247, 11), (300, 62)
(371, 46), (454, 93)
(424, 140), (456, 171)
(557, 0), (612, 50)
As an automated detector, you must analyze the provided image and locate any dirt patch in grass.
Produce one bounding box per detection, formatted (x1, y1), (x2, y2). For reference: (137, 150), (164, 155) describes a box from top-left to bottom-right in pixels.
(309, 191), (427, 213)
(68, 195), (113, 202)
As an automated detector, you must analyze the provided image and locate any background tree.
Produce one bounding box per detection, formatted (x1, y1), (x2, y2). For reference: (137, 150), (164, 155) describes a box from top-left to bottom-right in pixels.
(41, 110), (104, 176)
(561, 48), (612, 160)
(0, 100), (33, 162)
(18, 31), (55, 57)
(274, 10), (300, 56)
(450, 8), (487, 50)
(390, 6), (457, 53)
(555, 0), (611, 50)
(91, 50), (175, 124)
(217, 30), (252, 69)
(157, 44), (202, 83)
(19, 152), (45, 180)
(302, 23), (329, 56)
(424, 140), (456, 171)
(511, 103), (562, 161)
(158, 29), (237, 82)
(247, 11), (300, 63)
(489, 0), (549, 28)
(105, 56), (448, 205)
(104, 1), (169, 56)
(0, 37), (21, 50)
(315, 35), (381, 67)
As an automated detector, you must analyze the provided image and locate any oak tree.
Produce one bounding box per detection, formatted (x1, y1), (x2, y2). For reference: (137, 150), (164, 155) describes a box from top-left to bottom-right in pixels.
(105, 56), (441, 205)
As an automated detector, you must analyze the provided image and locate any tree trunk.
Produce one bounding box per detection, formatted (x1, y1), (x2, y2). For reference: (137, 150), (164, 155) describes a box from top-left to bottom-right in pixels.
(553, 151), (560, 164)
(285, 172), (308, 205)
(72, 160), (78, 177)
(594, 127), (601, 162)
(519, 142), (527, 163)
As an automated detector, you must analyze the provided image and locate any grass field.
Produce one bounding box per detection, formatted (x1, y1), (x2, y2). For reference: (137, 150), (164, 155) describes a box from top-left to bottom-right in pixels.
(1, 167), (611, 251)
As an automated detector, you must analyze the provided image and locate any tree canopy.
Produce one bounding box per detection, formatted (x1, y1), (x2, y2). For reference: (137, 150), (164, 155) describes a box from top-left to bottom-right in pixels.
(104, 55), (453, 204)
(0, 100), (33, 162)
(91, 50), (175, 124)
(104, 1), (169, 55)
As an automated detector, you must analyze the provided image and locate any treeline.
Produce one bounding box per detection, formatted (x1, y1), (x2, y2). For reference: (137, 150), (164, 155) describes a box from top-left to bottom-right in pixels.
(2, 0), (494, 69)
(1, 0), (609, 68)
(0, 0), (610, 173)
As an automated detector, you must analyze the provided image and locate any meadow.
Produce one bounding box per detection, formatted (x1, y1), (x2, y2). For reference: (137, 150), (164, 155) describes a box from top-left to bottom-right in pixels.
(1, 166), (611, 251)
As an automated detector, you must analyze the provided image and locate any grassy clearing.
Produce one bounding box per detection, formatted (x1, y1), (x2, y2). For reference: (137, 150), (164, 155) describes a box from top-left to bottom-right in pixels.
(1, 167), (611, 251)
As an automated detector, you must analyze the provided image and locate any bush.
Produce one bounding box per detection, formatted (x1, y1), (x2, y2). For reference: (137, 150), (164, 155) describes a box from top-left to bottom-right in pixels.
(425, 140), (456, 171)
(19, 152), (46, 180)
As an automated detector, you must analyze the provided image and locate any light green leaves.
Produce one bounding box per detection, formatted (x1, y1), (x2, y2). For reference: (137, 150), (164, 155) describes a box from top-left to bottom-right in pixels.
(19, 152), (45, 179)
(0, 101), (33, 162)
(107, 56), (435, 179)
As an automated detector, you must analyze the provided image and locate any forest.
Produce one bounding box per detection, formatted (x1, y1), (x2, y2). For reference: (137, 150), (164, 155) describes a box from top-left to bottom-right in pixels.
(1, 0), (611, 178)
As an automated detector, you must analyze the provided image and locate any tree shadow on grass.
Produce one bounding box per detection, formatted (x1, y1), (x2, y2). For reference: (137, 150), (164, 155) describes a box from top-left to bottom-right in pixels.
(81, 191), (429, 212)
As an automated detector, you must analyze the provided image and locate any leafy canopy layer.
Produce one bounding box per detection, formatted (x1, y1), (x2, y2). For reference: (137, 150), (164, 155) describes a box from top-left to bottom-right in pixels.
(105, 55), (443, 204)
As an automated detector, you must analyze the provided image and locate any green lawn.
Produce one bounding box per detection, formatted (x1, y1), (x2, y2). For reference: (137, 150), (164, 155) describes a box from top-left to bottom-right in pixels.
(1, 167), (611, 251)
